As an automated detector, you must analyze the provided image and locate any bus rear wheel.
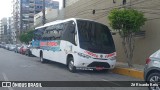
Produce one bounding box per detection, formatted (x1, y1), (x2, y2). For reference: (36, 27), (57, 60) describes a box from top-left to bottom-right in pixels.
(68, 57), (76, 72)
(40, 53), (45, 63)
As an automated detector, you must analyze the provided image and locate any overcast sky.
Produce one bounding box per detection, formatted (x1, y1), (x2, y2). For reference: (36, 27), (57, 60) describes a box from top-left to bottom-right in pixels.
(0, 0), (62, 19)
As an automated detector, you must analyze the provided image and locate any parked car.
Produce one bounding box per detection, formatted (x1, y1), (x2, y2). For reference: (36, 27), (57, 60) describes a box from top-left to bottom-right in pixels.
(5, 44), (10, 50)
(9, 44), (16, 51)
(25, 45), (32, 56)
(144, 49), (160, 90)
(0, 42), (6, 48)
(14, 44), (21, 53)
(0, 44), (2, 48)
(19, 45), (28, 54)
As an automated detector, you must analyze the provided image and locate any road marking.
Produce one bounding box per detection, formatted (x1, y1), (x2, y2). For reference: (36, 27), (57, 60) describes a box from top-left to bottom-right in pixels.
(2, 73), (14, 90)
(102, 79), (121, 86)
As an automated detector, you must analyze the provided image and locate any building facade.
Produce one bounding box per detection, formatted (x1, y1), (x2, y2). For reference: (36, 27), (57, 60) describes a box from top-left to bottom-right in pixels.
(12, 0), (59, 38)
(64, 0), (79, 7)
(34, 8), (58, 26)
(10, 16), (17, 44)
(7, 17), (12, 43)
(0, 18), (8, 43)
(63, 0), (160, 65)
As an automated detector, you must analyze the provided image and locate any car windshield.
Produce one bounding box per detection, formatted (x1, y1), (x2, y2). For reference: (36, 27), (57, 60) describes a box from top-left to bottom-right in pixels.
(77, 20), (115, 54)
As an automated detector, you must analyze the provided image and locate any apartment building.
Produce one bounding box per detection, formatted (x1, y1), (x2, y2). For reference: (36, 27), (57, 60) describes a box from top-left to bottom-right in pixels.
(7, 17), (12, 43)
(0, 18), (7, 43)
(12, 0), (59, 36)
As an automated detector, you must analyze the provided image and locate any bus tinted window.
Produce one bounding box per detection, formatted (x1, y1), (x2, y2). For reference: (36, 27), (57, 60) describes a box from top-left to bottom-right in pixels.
(61, 21), (76, 45)
(77, 20), (115, 54)
(34, 28), (45, 40)
(42, 23), (64, 40)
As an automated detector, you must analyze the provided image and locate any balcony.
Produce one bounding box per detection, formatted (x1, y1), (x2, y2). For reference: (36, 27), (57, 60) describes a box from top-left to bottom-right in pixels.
(29, 13), (35, 17)
(29, 0), (34, 3)
(29, 8), (34, 11)
(29, 18), (34, 22)
(29, 3), (35, 6)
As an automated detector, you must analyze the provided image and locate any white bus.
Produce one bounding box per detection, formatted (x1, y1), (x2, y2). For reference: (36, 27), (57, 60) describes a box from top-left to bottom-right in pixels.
(31, 18), (116, 72)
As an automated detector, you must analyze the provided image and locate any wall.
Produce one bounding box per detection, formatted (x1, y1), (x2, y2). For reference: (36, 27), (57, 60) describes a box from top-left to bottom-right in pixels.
(64, 0), (160, 65)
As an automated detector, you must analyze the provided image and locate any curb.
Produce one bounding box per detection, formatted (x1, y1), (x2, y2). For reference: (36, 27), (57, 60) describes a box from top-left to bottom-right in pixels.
(112, 67), (144, 80)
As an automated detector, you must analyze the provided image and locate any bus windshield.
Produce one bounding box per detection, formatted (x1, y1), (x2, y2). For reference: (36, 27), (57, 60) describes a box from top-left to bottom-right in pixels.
(77, 20), (115, 54)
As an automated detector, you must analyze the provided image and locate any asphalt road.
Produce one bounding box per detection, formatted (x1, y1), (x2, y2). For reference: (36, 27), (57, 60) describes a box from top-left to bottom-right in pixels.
(0, 48), (148, 90)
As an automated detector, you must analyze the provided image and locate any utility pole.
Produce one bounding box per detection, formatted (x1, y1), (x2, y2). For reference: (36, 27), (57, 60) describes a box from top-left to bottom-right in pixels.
(42, 0), (46, 25)
(63, 0), (66, 8)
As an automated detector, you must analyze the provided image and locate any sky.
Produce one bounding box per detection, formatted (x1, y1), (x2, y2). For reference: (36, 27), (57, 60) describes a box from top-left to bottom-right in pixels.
(0, 0), (62, 19)
(0, 0), (12, 19)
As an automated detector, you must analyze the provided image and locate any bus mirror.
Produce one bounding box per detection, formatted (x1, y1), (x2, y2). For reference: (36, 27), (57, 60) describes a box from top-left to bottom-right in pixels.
(70, 28), (76, 34)
(74, 33), (78, 46)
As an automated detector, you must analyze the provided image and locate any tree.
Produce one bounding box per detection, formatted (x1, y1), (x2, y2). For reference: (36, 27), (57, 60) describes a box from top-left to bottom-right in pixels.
(19, 30), (34, 44)
(108, 8), (146, 67)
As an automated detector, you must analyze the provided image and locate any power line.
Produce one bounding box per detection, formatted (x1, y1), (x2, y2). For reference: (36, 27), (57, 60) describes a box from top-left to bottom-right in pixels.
(147, 17), (160, 21)
(71, 0), (157, 21)
(129, 0), (152, 6)
(69, 0), (104, 16)
(74, 0), (151, 17)
(141, 11), (160, 15)
(133, 7), (160, 11)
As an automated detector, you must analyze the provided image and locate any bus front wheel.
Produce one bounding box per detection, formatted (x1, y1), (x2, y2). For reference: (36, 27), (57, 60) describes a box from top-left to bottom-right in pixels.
(68, 57), (76, 73)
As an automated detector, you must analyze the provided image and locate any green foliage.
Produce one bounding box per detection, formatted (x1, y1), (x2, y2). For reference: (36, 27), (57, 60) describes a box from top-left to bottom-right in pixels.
(108, 8), (146, 36)
(19, 30), (34, 44)
(108, 8), (146, 67)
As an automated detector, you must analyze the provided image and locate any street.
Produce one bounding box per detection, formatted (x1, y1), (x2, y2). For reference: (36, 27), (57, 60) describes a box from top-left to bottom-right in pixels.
(0, 48), (147, 90)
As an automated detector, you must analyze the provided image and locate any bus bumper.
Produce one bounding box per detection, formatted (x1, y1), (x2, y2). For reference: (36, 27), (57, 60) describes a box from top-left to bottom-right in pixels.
(74, 55), (116, 70)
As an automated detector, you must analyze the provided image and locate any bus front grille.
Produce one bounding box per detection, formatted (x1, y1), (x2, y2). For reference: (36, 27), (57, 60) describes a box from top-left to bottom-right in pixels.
(87, 62), (110, 68)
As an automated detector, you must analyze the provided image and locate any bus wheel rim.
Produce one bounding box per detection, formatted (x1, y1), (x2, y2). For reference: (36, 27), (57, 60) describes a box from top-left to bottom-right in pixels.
(69, 61), (74, 70)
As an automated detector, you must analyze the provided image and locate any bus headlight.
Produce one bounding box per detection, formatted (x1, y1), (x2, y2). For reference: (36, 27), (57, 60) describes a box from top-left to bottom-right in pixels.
(109, 56), (116, 60)
(77, 53), (91, 59)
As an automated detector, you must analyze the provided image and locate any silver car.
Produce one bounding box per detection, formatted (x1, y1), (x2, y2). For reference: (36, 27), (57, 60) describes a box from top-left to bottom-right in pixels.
(9, 45), (16, 51)
(144, 49), (160, 90)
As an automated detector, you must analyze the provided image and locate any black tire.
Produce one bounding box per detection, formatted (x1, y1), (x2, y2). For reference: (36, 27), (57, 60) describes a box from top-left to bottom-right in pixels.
(28, 51), (31, 56)
(147, 72), (160, 90)
(26, 50), (31, 57)
(40, 53), (45, 63)
(25, 51), (28, 56)
(68, 57), (76, 72)
(100, 69), (109, 72)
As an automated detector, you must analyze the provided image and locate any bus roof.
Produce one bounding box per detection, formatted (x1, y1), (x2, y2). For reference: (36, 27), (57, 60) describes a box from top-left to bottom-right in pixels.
(35, 18), (102, 30)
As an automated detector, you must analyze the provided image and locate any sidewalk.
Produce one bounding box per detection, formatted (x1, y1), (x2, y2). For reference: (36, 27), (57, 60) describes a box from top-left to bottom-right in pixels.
(111, 62), (145, 80)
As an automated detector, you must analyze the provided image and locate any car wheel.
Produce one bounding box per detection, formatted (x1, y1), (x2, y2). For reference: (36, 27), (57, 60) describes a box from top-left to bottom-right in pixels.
(68, 57), (76, 72)
(40, 53), (45, 63)
(28, 50), (31, 57)
(25, 51), (27, 56)
(147, 72), (160, 90)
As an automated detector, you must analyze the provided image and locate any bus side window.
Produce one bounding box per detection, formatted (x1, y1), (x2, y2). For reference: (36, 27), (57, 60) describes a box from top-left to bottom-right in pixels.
(54, 24), (64, 40)
(34, 28), (44, 40)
